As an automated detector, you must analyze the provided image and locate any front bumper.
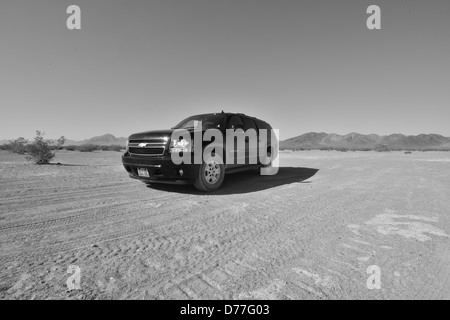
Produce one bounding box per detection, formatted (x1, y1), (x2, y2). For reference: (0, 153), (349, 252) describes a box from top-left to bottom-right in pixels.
(122, 152), (199, 185)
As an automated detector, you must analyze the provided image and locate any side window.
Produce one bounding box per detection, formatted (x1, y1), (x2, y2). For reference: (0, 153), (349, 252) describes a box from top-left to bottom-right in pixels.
(242, 117), (257, 131)
(227, 115), (245, 129)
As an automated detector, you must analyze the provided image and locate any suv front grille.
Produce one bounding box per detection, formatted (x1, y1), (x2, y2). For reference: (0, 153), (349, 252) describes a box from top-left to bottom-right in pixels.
(129, 147), (165, 155)
(128, 139), (167, 156)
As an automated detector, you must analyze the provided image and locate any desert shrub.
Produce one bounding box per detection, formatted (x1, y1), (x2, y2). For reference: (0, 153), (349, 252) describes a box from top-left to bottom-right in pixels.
(108, 144), (125, 152)
(8, 137), (28, 154)
(64, 145), (78, 151)
(26, 131), (65, 164)
(374, 144), (389, 152)
(77, 144), (99, 152)
(78, 144), (124, 152)
(55, 136), (66, 150)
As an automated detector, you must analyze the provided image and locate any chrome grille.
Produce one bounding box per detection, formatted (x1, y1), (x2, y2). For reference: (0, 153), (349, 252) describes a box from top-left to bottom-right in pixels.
(128, 139), (167, 156)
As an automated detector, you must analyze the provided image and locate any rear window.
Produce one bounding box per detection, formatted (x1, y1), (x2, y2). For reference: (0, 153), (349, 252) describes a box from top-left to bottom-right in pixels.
(255, 119), (272, 131)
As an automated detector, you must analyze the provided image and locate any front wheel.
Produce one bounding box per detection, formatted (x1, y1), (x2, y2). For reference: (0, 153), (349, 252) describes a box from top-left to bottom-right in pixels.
(194, 156), (225, 192)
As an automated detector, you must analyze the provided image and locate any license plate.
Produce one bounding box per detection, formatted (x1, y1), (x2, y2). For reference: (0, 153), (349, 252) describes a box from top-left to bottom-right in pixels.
(137, 168), (150, 177)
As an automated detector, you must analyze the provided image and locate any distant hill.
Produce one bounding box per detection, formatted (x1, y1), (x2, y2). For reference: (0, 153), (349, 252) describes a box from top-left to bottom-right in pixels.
(64, 134), (127, 146)
(280, 132), (450, 151)
(3, 132), (450, 151)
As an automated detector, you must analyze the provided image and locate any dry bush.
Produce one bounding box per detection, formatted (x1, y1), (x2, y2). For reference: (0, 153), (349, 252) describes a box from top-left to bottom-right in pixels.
(8, 137), (28, 154)
(107, 144), (124, 152)
(77, 144), (99, 152)
(64, 145), (78, 151)
(26, 131), (65, 164)
(375, 144), (389, 152)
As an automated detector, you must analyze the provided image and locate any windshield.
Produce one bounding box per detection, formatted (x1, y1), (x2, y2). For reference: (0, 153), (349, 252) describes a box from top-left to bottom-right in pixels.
(173, 114), (226, 130)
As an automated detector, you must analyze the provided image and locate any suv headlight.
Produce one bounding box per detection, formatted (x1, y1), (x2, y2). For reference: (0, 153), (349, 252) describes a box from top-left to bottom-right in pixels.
(169, 139), (192, 153)
(125, 139), (129, 152)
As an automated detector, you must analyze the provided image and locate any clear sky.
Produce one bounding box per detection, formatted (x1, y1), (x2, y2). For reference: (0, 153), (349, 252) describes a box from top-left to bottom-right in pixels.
(1, 0), (449, 140)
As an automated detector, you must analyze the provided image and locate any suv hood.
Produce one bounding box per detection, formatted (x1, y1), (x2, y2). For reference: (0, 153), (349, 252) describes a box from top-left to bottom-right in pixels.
(128, 129), (174, 141)
(128, 128), (207, 141)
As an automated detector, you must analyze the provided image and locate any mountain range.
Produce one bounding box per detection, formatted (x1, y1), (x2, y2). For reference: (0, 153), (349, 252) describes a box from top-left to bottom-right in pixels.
(280, 132), (450, 151)
(63, 134), (127, 146)
(2, 132), (450, 151)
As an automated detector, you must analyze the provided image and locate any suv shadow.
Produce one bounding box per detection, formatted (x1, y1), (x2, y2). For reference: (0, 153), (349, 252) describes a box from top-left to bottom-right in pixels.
(146, 167), (319, 195)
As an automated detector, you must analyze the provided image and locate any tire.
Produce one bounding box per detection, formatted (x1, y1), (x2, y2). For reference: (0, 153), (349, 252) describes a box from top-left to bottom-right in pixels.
(194, 155), (225, 192)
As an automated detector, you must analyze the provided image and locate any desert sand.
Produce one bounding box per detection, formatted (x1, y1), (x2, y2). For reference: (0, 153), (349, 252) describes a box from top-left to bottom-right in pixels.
(0, 150), (449, 299)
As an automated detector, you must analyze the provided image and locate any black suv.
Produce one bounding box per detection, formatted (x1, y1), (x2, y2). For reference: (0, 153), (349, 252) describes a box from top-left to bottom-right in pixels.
(122, 112), (275, 191)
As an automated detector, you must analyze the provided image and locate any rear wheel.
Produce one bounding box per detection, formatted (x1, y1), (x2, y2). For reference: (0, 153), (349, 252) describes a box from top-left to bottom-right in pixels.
(194, 156), (225, 192)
